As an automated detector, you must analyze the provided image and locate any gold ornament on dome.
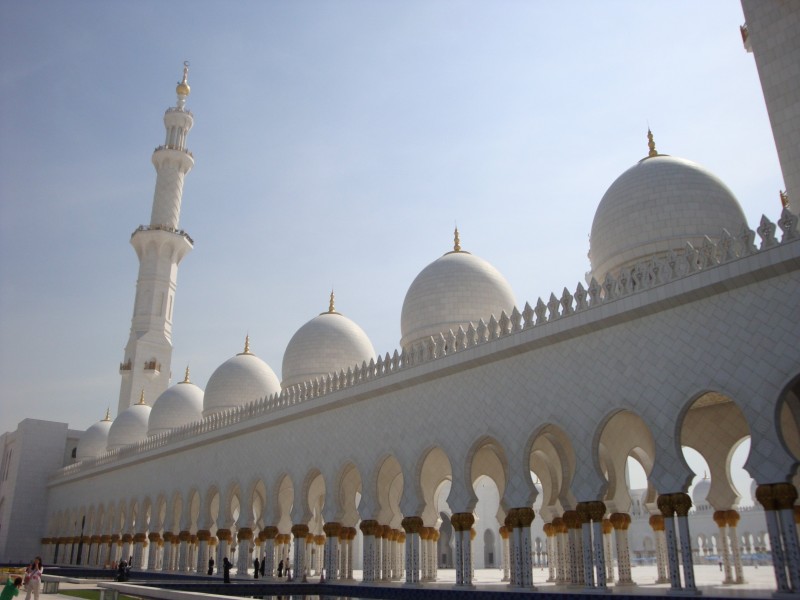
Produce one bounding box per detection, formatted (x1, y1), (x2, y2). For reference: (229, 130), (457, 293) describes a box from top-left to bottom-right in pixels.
(176, 61), (191, 97)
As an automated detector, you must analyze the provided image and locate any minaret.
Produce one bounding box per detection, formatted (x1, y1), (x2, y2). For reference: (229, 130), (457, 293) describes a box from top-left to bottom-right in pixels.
(117, 63), (195, 414)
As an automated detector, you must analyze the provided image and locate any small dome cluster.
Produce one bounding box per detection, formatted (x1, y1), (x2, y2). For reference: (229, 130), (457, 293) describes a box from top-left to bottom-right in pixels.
(82, 131), (752, 457)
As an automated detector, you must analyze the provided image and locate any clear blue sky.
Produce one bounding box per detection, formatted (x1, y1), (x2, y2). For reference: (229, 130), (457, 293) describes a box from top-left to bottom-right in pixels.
(0, 1), (781, 504)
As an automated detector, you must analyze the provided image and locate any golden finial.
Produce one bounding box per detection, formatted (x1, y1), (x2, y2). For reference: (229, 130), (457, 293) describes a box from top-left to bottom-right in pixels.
(780, 190), (790, 209)
(176, 61), (191, 97)
(103, 408), (112, 421)
(137, 390), (146, 405)
(328, 290), (336, 314)
(647, 128), (658, 158)
(182, 366), (191, 384)
(242, 334), (251, 355)
(453, 227), (462, 252)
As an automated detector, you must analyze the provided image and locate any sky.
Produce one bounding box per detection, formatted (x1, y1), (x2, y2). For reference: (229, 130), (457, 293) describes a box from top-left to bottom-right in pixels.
(0, 1), (783, 506)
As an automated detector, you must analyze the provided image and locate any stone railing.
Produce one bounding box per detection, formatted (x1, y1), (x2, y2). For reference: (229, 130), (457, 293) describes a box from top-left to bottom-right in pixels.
(131, 224), (194, 245)
(166, 107), (193, 117)
(51, 209), (799, 481)
(154, 144), (193, 158)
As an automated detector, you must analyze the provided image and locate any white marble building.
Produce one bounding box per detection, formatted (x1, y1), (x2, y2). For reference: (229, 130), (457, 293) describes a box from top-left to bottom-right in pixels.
(1, 1), (799, 595)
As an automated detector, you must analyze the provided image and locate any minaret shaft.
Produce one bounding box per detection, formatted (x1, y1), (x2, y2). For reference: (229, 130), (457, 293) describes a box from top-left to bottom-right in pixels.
(118, 66), (194, 415)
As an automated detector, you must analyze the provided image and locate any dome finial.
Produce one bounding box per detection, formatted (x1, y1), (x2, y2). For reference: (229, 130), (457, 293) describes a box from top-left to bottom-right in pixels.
(182, 365), (191, 383)
(137, 390), (146, 405)
(647, 128), (658, 158)
(243, 334), (251, 354)
(328, 290), (336, 314)
(780, 189), (790, 209)
(176, 61), (190, 96)
(103, 407), (112, 421)
(453, 227), (462, 252)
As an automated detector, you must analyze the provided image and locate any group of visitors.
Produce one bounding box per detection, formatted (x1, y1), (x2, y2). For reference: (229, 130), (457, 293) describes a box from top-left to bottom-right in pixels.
(208, 555), (291, 582)
(1, 557), (43, 600)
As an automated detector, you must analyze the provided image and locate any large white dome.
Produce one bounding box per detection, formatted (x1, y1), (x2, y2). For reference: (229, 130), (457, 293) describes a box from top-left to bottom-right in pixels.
(282, 295), (376, 389)
(203, 337), (281, 417)
(401, 233), (517, 351)
(589, 147), (747, 283)
(76, 413), (112, 460)
(148, 368), (204, 436)
(107, 398), (151, 451)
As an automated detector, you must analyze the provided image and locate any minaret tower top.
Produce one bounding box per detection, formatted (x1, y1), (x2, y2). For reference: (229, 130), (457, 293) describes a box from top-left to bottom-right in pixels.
(117, 65), (196, 415)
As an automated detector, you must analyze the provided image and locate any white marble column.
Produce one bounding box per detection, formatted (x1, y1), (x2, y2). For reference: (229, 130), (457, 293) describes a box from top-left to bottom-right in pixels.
(323, 523), (340, 581)
(728, 517), (745, 584)
(360, 520), (378, 583)
(451, 513), (475, 586)
(290, 525), (307, 582)
(402, 517), (421, 584)
(602, 520), (614, 583)
(500, 525), (510, 582)
(714, 511), (734, 584)
(673, 493), (697, 592)
(543, 524), (556, 582)
(657, 495), (682, 591)
(610, 513), (634, 585)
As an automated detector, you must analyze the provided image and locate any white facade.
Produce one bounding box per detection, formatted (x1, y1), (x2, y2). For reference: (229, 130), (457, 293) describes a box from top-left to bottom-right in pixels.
(1, 2), (799, 595)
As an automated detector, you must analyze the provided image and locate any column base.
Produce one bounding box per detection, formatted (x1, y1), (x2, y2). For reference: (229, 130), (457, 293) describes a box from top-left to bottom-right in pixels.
(667, 588), (702, 596)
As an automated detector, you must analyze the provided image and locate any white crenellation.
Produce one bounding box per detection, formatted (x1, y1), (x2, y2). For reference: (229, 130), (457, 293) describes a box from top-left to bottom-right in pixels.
(534, 298), (547, 324)
(758, 215), (777, 249)
(547, 293), (560, 321)
(778, 207), (799, 241)
(51, 218), (796, 480)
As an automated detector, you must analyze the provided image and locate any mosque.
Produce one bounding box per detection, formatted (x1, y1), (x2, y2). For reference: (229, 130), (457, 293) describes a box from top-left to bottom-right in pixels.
(1, 1), (799, 595)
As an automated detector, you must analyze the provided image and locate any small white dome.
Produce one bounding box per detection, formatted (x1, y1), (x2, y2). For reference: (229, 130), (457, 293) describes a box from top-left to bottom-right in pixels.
(401, 235), (516, 350)
(692, 476), (711, 507)
(148, 369), (204, 436)
(589, 152), (747, 283)
(107, 401), (151, 451)
(203, 338), (281, 417)
(77, 414), (112, 460)
(282, 297), (376, 389)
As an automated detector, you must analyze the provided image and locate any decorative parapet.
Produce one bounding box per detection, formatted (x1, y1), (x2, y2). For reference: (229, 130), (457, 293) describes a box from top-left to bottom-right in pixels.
(131, 224), (194, 245)
(50, 209), (800, 482)
(154, 144), (193, 158)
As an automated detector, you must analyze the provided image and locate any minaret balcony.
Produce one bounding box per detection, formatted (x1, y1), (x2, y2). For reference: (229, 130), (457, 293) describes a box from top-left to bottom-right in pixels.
(154, 144), (193, 158)
(131, 224), (194, 245)
(144, 360), (161, 378)
(119, 360), (132, 375)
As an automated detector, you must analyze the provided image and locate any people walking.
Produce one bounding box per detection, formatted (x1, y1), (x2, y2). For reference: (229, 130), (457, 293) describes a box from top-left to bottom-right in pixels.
(222, 557), (232, 583)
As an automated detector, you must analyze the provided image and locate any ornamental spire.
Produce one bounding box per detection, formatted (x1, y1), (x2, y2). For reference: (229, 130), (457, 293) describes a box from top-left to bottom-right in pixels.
(329, 290), (336, 314)
(239, 334), (252, 355)
(182, 365), (191, 383)
(137, 390), (146, 405)
(103, 407), (112, 421)
(453, 227), (462, 252)
(176, 61), (190, 108)
(647, 128), (658, 158)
